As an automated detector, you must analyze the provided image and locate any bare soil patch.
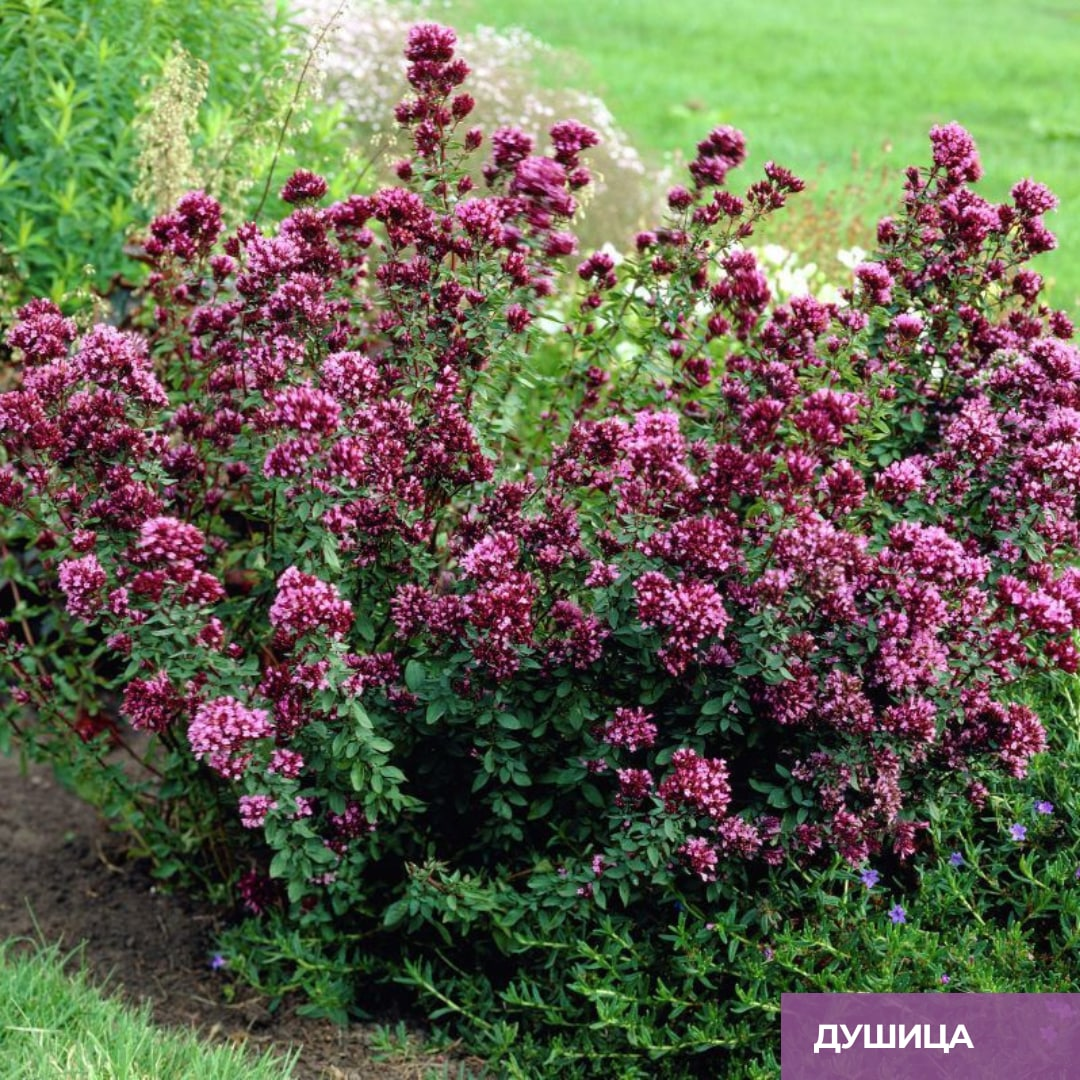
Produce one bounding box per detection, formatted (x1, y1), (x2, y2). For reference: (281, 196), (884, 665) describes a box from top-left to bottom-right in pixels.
(0, 752), (482, 1079)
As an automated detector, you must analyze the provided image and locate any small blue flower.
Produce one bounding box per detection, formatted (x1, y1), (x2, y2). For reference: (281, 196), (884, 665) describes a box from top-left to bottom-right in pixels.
(209, 953), (227, 971)
(940, 973), (950, 985)
(1034, 800), (1054, 815)
(860, 868), (880, 889)
(948, 852), (964, 867)
(888, 904), (906, 925)
(1010, 823), (1027, 842)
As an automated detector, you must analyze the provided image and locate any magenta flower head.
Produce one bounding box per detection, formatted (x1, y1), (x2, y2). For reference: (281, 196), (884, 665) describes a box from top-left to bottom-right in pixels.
(147, 190), (223, 261)
(509, 156), (576, 220)
(280, 169), (328, 205)
(891, 312), (924, 341)
(1011, 178), (1058, 216)
(601, 707), (657, 752)
(854, 262), (894, 306)
(689, 125), (747, 188)
(657, 748), (731, 821)
(549, 120), (600, 168)
(490, 126), (534, 171)
(57, 553), (108, 621)
(136, 515), (207, 564)
(667, 185), (694, 210)
(6, 298), (77, 362)
(187, 696), (273, 780)
(679, 836), (719, 882)
(238, 794), (278, 829)
(928, 122), (982, 184)
(269, 566), (354, 646)
(121, 671), (183, 733)
(405, 22), (457, 63)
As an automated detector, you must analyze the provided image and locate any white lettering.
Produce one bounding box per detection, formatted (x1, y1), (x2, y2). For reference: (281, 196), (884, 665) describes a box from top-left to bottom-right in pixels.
(924, 1023), (951, 1052)
(814, 1024), (841, 1054)
(897, 1024), (921, 1049)
(949, 1024), (974, 1051)
(813, 1019), (971, 1055)
(840, 1025), (863, 1050)
(863, 1023), (896, 1049)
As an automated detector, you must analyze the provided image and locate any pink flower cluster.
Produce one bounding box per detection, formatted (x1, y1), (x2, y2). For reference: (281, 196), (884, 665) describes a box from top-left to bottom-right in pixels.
(137, 516), (207, 563)
(635, 572), (729, 676)
(657, 749), (731, 821)
(238, 794), (279, 829)
(187, 697), (274, 779)
(121, 671), (183, 733)
(600, 708), (657, 752)
(679, 836), (719, 881)
(269, 566), (354, 648)
(57, 554), (108, 621)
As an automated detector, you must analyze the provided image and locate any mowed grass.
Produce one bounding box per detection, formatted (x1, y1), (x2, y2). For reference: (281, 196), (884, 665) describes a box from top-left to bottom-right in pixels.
(442, 0), (1080, 309)
(0, 938), (295, 1080)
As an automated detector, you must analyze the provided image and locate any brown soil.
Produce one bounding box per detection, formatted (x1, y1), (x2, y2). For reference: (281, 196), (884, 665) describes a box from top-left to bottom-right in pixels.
(0, 752), (485, 1079)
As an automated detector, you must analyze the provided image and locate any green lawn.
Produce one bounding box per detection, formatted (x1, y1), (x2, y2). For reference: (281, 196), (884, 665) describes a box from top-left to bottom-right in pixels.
(443, 0), (1080, 309)
(0, 939), (295, 1080)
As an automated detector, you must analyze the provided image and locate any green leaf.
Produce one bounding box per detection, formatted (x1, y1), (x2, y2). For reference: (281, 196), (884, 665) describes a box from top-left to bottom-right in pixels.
(383, 899), (409, 928)
(350, 762), (367, 792)
(581, 784), (605, 809)
(268, 850), (291, 879)
(404, 659), (425, 692)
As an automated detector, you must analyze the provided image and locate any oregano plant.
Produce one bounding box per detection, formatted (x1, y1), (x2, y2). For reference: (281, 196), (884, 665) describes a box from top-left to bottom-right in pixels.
(2, 21), (1078, 1078)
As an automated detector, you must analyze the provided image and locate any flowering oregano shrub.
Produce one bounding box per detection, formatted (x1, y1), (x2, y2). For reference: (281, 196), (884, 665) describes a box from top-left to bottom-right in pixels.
(2, 20), (1079, 1075)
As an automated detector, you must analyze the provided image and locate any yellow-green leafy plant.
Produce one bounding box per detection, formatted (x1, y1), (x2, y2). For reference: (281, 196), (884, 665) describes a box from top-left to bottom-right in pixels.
(0, 0), (333, 308)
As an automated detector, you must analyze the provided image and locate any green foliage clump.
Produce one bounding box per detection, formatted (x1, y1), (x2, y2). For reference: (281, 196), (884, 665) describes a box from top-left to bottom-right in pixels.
(0, 0), (339, 307)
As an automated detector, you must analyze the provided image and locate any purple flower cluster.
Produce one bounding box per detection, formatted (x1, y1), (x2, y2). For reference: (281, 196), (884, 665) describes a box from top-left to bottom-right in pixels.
(635, 572), (729, 676)
(688, 126), (747, 189)
(238, 793), (278, 829)
(57, 554), (108, 621)
(187, 697), (274, 779)
(658, 749), (732, 822)
(600, 707), (658, 752)
(269, 566), (354, 648)
(121, 671), (184, 733)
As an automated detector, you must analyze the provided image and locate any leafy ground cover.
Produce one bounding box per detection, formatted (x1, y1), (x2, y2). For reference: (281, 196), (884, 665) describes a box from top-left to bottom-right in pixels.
(440, 0), (1080, 308)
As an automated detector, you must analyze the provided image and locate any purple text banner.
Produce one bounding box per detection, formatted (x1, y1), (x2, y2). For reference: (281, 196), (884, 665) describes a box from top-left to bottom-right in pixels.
(782, 993), (1080, 1078)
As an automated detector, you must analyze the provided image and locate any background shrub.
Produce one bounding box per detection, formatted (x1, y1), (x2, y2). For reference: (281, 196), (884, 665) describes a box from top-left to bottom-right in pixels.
(0, 0), (344, 308)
